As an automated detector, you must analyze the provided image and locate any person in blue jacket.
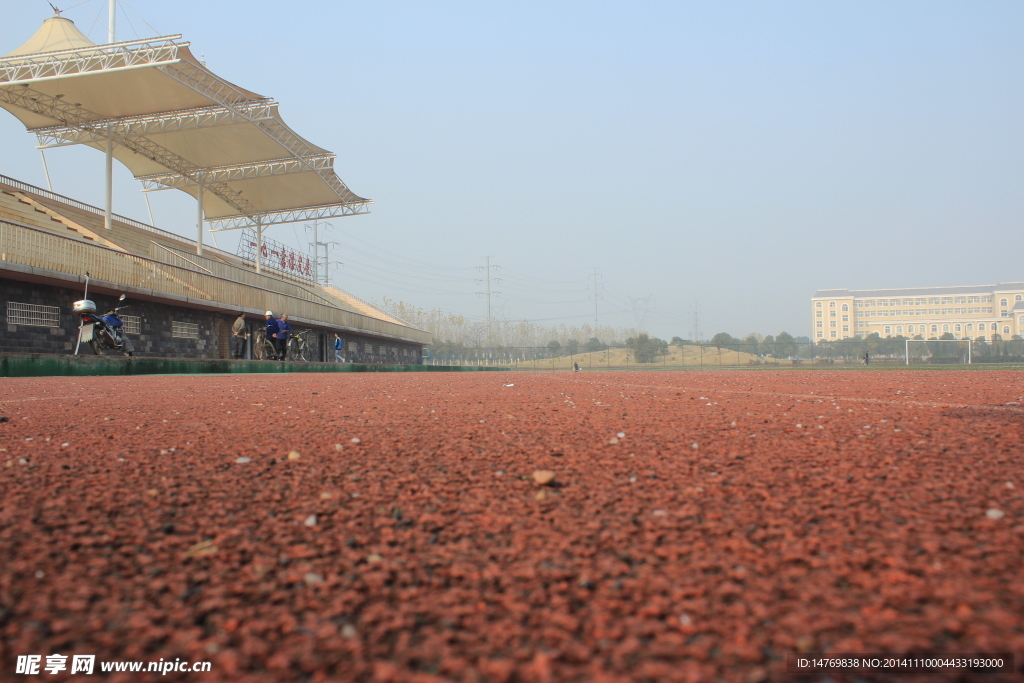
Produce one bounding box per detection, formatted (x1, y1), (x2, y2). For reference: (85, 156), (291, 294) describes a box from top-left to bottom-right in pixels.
(333, 332), (345, 362)
(276, 314), (291, 361)
(264, 311), (281, 360)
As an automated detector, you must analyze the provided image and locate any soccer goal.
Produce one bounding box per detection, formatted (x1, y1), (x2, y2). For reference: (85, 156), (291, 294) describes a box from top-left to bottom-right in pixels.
(905, 339), (972, 365)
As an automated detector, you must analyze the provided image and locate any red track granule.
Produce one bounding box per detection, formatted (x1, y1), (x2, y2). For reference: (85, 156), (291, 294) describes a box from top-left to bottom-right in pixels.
(0, 370), (1022, 682)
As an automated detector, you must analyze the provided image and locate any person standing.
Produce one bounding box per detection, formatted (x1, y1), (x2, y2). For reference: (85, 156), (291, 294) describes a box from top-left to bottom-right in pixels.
(264, 311), (280, 360)
(333, 333), (345, 362)
(230, 312), (249, 359)
(277, 314), (291, 361)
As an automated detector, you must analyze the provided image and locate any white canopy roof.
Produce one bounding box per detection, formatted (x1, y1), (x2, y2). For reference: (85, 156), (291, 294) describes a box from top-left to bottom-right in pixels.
(0, 15), (370, 229)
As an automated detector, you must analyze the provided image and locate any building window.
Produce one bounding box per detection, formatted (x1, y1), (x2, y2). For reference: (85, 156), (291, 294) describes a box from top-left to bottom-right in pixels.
(979, 323), (987, 331)
(954, 323), (962, 332)
(942, 324), (950, 333)
(815, 301), (822, 308)
(895, 325), (903, 335)
(830, 321), (837, 328)
(830, 331), (837, 338)
(842, 325), (849, 332)
(841, 303), (849, 311)
(966, 323), (974, 332)
(1000, 298), (1008, 307)
(816, 331), (823, 338)
(830, 311), (837, 317)
(816, 321), (823, 328)
(883, 326), (890, 335)
(908, 325), (915, 334)
(1019, 315), (1024, 325)
(6, 302), (60, 327)
(930, 324), (938, 333)
(816, 311), (822, 317)
(983, 296), (993, 303)
(1017, 295), (1023, 302)
(171, 321), (200, 339)
(1004, 325), (1011, 335)
(842, 315), (849, 321)
(121, 315), (142, 335)
(830, 301), (836, 308)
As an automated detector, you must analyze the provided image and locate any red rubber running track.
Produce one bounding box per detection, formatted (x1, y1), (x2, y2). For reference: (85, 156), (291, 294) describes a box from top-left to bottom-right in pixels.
(1, 370), (1022, 682)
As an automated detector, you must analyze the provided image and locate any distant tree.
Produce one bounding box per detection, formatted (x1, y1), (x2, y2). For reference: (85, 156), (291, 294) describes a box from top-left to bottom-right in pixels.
(547, 340), (561, 356)
(741, 333), (760, 355)
(775, 331), (797, 358)
(670, 336), (687, 346)
(626, 333), (668, 363)
(939, 332), (955, 340)
(586, 337), (606, 353)
(710, 332), (734, 349)
(565, 339), (579, 356)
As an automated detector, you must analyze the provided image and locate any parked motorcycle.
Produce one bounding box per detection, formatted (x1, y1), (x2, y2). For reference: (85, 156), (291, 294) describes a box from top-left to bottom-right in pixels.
(73, 273), (134, 356)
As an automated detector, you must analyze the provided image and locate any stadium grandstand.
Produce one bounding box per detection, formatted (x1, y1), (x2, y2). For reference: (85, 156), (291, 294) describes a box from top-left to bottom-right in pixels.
(0, 11), (430, 361)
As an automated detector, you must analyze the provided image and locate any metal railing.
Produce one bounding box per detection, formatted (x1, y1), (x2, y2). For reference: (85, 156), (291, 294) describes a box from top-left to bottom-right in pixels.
(0, 218), (431, 344)
(0, 174), (406, 324)
(424, 340), (1024, 369)
(147, 242), (347, 310)
(0, 173), (187, 244)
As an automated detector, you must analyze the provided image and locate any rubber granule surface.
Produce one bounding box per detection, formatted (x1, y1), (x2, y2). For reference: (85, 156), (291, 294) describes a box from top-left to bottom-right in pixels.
(1, 370), (1022, 682)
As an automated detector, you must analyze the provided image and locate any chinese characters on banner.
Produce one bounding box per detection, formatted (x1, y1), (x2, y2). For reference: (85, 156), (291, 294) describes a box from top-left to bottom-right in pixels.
(236, 228), (314, 281)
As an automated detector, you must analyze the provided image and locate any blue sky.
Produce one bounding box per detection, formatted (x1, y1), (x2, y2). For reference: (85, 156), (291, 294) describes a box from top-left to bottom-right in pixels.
(2, 1), (1022, 340)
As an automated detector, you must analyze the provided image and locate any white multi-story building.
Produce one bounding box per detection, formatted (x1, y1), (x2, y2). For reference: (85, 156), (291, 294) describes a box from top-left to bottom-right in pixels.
(812, 283), (1024, 341)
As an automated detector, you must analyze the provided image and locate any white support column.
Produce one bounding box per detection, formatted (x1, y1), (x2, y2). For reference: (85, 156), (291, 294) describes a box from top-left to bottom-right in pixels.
(39, 149), (53, 191)
(311, 219), (318, 284)
(104, 124), (113, 230)
(196, 175), (204, 256)
(108, 0), (116, 43)
(143, 190), (156, 226)
(255, 216), (262, 274)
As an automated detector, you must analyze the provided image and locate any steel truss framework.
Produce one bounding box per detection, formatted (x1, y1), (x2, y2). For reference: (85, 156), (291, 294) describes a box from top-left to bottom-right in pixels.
(210, 202), (372, 231)
(0, 36), (182, 85)
(139, 153), (336, 190)
(0, 84), (257, 216)
(0, 34), (372, 230)
(32, 100), (276, 148)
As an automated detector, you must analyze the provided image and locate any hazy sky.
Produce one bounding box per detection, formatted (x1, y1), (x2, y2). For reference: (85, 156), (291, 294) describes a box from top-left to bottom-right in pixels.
(2, 1), (1022, 340)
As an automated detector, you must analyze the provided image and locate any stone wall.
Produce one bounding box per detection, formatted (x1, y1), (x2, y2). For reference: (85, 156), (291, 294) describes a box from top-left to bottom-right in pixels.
(0, 277), (424, 363)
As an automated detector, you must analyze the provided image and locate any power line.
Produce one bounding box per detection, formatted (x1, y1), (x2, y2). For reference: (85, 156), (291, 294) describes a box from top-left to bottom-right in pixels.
(588, 268), (603, 328)
(475, 256), (501, 342)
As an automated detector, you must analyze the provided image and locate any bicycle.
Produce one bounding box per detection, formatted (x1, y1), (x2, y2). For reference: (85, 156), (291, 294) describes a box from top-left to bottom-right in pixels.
(252, 329), (279, 360)
(287, 330), (310, 362)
